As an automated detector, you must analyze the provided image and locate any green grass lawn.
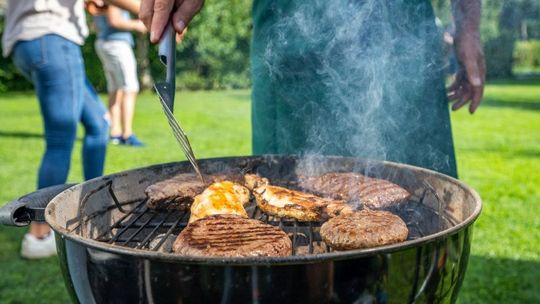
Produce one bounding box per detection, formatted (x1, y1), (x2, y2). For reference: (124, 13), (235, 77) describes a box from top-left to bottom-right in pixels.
(0, 81), (538, 303)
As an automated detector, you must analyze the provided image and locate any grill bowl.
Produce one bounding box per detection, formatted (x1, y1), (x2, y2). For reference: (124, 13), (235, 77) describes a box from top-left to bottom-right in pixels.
(44, 155), (481, 303)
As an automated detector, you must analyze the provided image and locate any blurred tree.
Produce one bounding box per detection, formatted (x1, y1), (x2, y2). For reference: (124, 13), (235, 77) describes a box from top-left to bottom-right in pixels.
(0, 15), (33, 92)
(173, 0), (252, 89)
(485, 0), (540, 78)
(0, 0), (252, 92)
(433, 0), (540, 78)
(136, 32), (154, 90)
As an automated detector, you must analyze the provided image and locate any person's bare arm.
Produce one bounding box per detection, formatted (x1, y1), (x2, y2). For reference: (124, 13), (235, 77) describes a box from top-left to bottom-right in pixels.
(447, 0), (485, 114)
(138, 0), (204, 43)
(107, 6), (147, 33)
(105, 0), (140, 15)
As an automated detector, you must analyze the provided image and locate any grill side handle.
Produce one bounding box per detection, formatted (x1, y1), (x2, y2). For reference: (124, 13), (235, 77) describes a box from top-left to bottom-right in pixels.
(0, 184), (75, 226)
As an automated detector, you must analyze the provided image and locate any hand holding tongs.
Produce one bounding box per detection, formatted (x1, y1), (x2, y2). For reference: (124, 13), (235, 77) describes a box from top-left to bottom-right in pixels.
(155, 24), (204, 182)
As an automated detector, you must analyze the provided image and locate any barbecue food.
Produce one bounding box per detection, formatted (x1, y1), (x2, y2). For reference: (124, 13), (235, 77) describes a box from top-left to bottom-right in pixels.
(145, 174), (238, 210)
(189, 181), (250, 223)
(173, 214), (292, 257)
(298, 172), (411, 209)
(245, 174), (353, 221)
(320, 210), (408, 250)
(295, 243), (328, 255)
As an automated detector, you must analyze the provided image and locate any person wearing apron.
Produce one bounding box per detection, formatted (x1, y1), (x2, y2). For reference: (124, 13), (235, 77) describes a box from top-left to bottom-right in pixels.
(251, 0), (460, 177)
(139, 0), (485, 179)
(138, 0), (484, 300)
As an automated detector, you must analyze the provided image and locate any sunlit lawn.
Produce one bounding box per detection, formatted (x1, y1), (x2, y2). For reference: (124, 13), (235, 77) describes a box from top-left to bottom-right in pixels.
(0, 79), (538, 303)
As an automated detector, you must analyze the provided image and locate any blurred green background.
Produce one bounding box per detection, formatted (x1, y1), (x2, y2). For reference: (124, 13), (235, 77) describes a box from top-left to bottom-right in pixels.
(1, 0), (540, 92)
(0, 79), (539, 303)
(0, 1), (539, 303)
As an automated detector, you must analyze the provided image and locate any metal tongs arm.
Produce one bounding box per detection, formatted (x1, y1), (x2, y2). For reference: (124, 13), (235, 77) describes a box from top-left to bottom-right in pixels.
(155, 24), (204, 182)
(158, 25), (177, 111)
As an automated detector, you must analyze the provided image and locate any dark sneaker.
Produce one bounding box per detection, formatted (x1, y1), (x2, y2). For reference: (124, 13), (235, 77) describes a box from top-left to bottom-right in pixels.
(123, 135), (145, 147)
(110, 136), (123, 145)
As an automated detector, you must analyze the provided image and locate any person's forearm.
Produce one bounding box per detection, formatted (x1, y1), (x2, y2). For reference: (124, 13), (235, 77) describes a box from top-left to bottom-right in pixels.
(451, 0), (481, 35)
(448, 0), (485, 113)
(105, 0), (140, 15)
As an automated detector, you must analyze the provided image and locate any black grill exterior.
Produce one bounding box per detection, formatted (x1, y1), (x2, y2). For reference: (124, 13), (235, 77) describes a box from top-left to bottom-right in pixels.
(2, 155), (481, 303)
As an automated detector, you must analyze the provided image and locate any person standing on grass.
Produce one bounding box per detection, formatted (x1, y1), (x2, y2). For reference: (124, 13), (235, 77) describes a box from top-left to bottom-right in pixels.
(2, 0), (108, 259)
(1, 0), (140, 259)
(92, 2), (147, 147)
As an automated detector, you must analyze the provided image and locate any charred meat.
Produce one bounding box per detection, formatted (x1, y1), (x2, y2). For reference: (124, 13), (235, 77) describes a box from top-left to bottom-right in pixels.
(145, 174), (239, 210)
(320, 210), (408, 250)
(189, 181), (250, 223)
(145, 173), (206, 210)
(298, 172), (411, 209)
(173, 214), (292, 257)
(245, 174), (353, 221)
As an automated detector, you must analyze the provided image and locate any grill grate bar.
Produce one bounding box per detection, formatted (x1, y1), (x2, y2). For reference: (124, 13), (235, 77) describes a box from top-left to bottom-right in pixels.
(151, 215), (183, 251)
(136, 210), (174, 249)
(308, 222), (314, 254)
(119, 210), (158, 246)
(110, 200), (148, 228)
(94, 200), (147, 240)
(108, 205), (150, 244)
(291, 220), (299, 255)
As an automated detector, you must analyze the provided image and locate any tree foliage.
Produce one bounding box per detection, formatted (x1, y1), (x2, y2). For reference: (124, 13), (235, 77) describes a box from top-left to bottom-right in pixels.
(0, 16), (32, 92)
(173, 0), (252, 89)
(3, 1), (540, 92)
(0, 1), (252, 92)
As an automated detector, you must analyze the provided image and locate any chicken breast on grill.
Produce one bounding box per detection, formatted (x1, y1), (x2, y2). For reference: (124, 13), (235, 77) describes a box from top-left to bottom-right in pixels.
(298, 172), (411, 210)
(189, 181), (250, 223)
(245, 174), (352, 221)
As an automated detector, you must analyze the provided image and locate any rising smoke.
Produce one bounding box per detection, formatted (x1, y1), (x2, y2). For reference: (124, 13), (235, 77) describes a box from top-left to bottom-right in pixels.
(259, 0), (453, 176)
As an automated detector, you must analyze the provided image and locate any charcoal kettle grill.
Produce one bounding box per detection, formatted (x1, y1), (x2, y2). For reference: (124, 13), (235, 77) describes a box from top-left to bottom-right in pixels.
(0, 155), (481, 304)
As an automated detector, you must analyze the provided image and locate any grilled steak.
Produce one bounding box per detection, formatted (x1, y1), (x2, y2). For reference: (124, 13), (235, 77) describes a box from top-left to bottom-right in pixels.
(173, 214), (292, 257)
(189, 181), (250, 223)
(298, 172), (411, 210)
(320, 210), (408, 250)
(145, 174), (233, 210)
(245, 174), (353, 221)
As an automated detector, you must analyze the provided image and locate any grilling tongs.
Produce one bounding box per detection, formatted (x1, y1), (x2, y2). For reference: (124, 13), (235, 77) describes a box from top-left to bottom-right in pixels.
(155, 25), (205, 182)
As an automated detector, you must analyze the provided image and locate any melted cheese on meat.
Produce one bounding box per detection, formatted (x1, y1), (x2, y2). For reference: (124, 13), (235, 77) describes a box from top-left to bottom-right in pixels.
(189, 181), (250, 223)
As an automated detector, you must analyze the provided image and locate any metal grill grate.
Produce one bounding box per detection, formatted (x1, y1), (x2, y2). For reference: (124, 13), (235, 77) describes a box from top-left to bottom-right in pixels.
(91, 196), (330, 255)
(74, 181), (453, 255)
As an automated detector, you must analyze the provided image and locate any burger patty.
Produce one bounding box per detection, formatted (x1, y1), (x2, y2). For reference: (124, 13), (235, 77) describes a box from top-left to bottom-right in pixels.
(320, 210), (409, 250)
(145, 174), (236, 210)
(245, 174), (353, 221)
(173, 215), (292, 257)
(298, 172), (411, 209)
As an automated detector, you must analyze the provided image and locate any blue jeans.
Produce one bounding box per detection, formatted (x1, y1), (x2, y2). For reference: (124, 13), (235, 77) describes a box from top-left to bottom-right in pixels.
(12, 34), (109, 188)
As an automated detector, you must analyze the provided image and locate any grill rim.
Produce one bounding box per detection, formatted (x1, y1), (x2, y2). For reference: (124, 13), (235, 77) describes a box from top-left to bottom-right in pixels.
(45, 155), (482, 265)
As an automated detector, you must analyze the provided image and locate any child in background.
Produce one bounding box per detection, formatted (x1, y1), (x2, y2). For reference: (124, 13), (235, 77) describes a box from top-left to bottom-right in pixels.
(93, 4), (147, 146)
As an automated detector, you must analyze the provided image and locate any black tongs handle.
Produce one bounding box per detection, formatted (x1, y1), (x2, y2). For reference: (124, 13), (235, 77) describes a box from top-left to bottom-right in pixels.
(158, 24), (177, 112)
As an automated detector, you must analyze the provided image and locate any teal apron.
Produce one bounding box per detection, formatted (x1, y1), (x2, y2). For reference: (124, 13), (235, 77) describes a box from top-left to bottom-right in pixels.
(251, 0), (457, 178)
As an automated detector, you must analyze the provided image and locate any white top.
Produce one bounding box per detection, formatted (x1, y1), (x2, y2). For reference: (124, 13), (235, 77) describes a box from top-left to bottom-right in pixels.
(2, 0), (89, 57)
